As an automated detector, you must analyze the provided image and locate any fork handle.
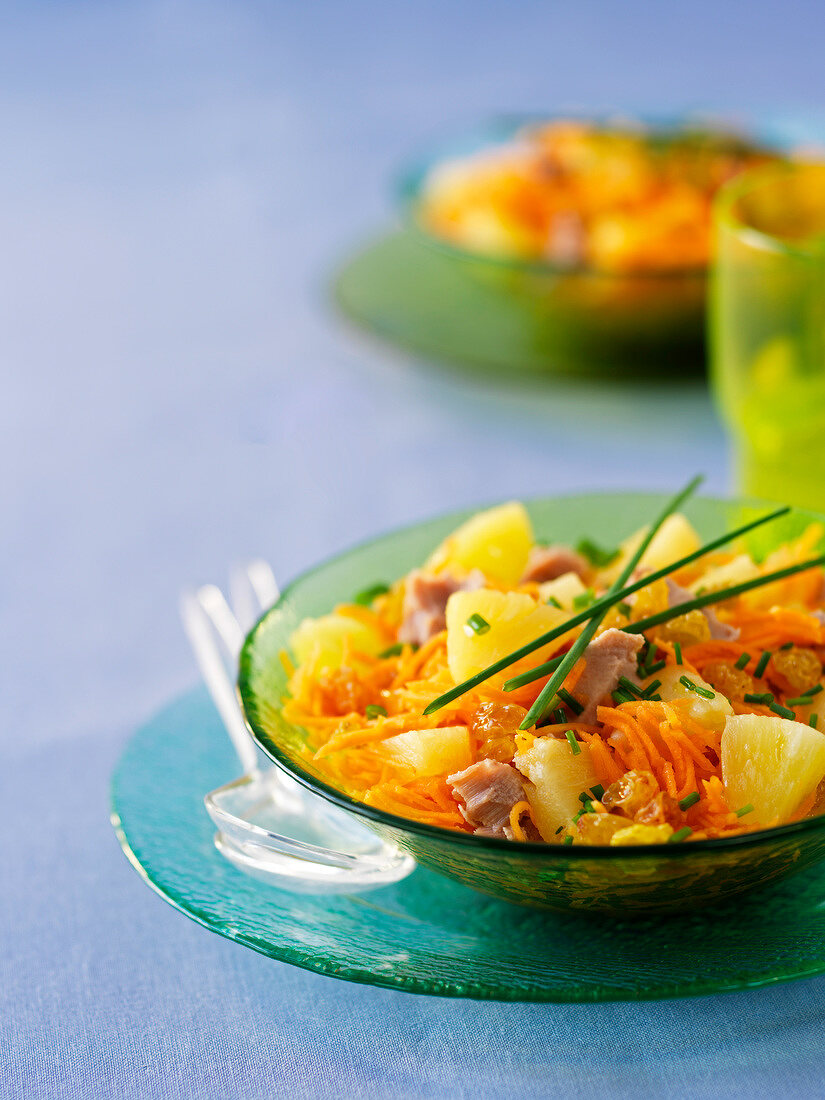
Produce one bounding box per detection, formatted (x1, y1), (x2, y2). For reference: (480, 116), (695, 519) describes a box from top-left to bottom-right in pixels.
(179, 584), (261, 776)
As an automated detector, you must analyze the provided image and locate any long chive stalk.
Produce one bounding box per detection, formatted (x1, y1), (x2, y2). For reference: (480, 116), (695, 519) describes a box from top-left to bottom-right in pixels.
(518, 476), (705, 729)
(511, 552), (825, 692)
(422, 501), (790, 715)
(622, 554), (825, 635)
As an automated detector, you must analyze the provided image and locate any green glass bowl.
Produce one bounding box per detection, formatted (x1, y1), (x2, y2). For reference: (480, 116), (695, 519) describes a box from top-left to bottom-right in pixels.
(391, 116), (783, 375)
(238, 492), (825, 914)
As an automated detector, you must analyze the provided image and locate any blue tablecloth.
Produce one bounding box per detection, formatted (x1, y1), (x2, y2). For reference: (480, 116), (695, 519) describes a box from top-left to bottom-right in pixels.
(6, 2), (825, 1096)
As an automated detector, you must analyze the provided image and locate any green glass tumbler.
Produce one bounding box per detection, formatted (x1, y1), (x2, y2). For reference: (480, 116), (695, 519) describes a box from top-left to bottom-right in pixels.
(710, 162), (825, 508)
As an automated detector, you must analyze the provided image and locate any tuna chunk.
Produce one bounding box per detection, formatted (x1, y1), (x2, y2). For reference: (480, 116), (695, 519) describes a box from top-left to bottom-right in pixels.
(520, 545), (589, 584)
(398, 569), (485, 646)
(448, 759), (525, 837)
(572, 628), (645, 723)
(665, 578), (740, 642)
(546, 211), (585, 266)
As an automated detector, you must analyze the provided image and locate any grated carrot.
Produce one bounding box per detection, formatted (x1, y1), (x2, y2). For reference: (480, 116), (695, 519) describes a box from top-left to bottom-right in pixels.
(279, 526), (825, 840)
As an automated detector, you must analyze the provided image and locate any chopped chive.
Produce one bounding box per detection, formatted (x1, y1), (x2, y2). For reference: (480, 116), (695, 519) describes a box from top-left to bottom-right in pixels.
(557, 688), (584, 715)
(811, 714), (819, 729)
(422, 500), (790, 716)
(564, 729), (581, 756)
(780, 641), (794, 650)
(804, 684), (823, 697)
(563, 835), (574, 846)
(735, 652), (751, 670)
(379, 642), (406, 658)
(669, 827), (693, 843)
(648, 693), (663, 701)
(353, 582), (390, 606)
(642, 678), (662, 699)
(736, 803), (754, 818)
(464, 613), (490, 636)
(365, 704), (387, 719)
(546, 595), (563, 609)
(645, 659), (666, 675)
(617, 601), (632, 618)
(786, 695), (817, 707)
(679, 791), (700, 811)
(754, 651), (772, 678)
(572, 588), (595, 611)
(673, 642), (683, 665)
(612, 690), (634, 705)
(769, 701), (797, 720)
(555, 825), (564, 835)
(575, 537), (618, 567)
(618, 676), (643, 698)
(503, 654), (565, 692)
(581, 800), (594, 814)
(679, 675), (715, 700)
(744, 692), (774, 705)
(590, 784), (605, 801)
(552, 707), (567, 725)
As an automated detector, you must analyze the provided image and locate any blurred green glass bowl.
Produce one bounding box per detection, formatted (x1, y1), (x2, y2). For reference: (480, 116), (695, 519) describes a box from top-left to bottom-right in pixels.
(238, 492), (825, 914)
(393, 116), (779, 376)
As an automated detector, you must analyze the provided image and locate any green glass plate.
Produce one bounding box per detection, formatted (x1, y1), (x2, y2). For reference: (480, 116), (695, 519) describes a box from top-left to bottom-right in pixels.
(334, 231), (705, 378)
(113, 499), (825, 999)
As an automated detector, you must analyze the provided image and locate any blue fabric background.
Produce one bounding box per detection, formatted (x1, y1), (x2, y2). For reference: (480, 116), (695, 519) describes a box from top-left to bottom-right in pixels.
(5, 1), (825, 1096)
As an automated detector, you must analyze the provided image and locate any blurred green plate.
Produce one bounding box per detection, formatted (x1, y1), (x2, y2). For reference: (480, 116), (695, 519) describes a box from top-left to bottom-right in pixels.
(113, 686), (825, 1002)
(334, 231), (705, 378)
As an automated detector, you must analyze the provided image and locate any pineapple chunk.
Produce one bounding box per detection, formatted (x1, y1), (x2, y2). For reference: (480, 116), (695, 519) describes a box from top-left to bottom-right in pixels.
(382, 726), (472, 776)
(721, 714), (825, 826)
(514, 736), (599, 841)
(643, 664), (733, 733)
(691, 553), (759, 595)
(603, 513), (701, 583)
(426, 501), (533, 586)
(290, 613), (384, 675)
(538, 571), (588, 610)
(610, 823), (674, 846)
(423, 163), (538, 258)
(445, 588), (572, 686)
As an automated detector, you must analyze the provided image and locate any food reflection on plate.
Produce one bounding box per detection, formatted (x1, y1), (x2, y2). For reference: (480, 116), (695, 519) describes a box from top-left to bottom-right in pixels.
(278, 490), (825, 850)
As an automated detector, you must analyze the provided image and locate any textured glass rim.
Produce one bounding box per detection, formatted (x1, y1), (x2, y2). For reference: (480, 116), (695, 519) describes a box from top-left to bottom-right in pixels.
(395, 112), (782, 280)
(714, 160), (825, 262)
(238, 491), (825, 862)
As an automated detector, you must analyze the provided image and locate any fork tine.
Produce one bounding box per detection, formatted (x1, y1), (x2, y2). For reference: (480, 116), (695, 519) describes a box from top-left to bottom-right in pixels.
(230, 560), (280, 632)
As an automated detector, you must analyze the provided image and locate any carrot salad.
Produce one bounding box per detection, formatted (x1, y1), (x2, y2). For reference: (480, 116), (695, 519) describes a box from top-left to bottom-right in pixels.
(283, 500), (825, 846)
(417, 120), (777, 272)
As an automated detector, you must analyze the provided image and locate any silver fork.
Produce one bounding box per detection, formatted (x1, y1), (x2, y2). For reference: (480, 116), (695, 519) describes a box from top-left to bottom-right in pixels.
(180, 560), (415, 893)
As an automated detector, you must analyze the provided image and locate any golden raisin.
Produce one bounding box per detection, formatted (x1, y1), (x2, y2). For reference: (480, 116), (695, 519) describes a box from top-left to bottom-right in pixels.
(317, 668), (381, 715)
(635, 791), (683, 828)
(769, 648), (823, 695)
(702, 661), (753, 700)
(576, 812), (630, 845)
(658, 609), (711, 647)
(631, 578), (670, 620)
(602, 769), (660, 818)
(469, 701), (528, 763)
